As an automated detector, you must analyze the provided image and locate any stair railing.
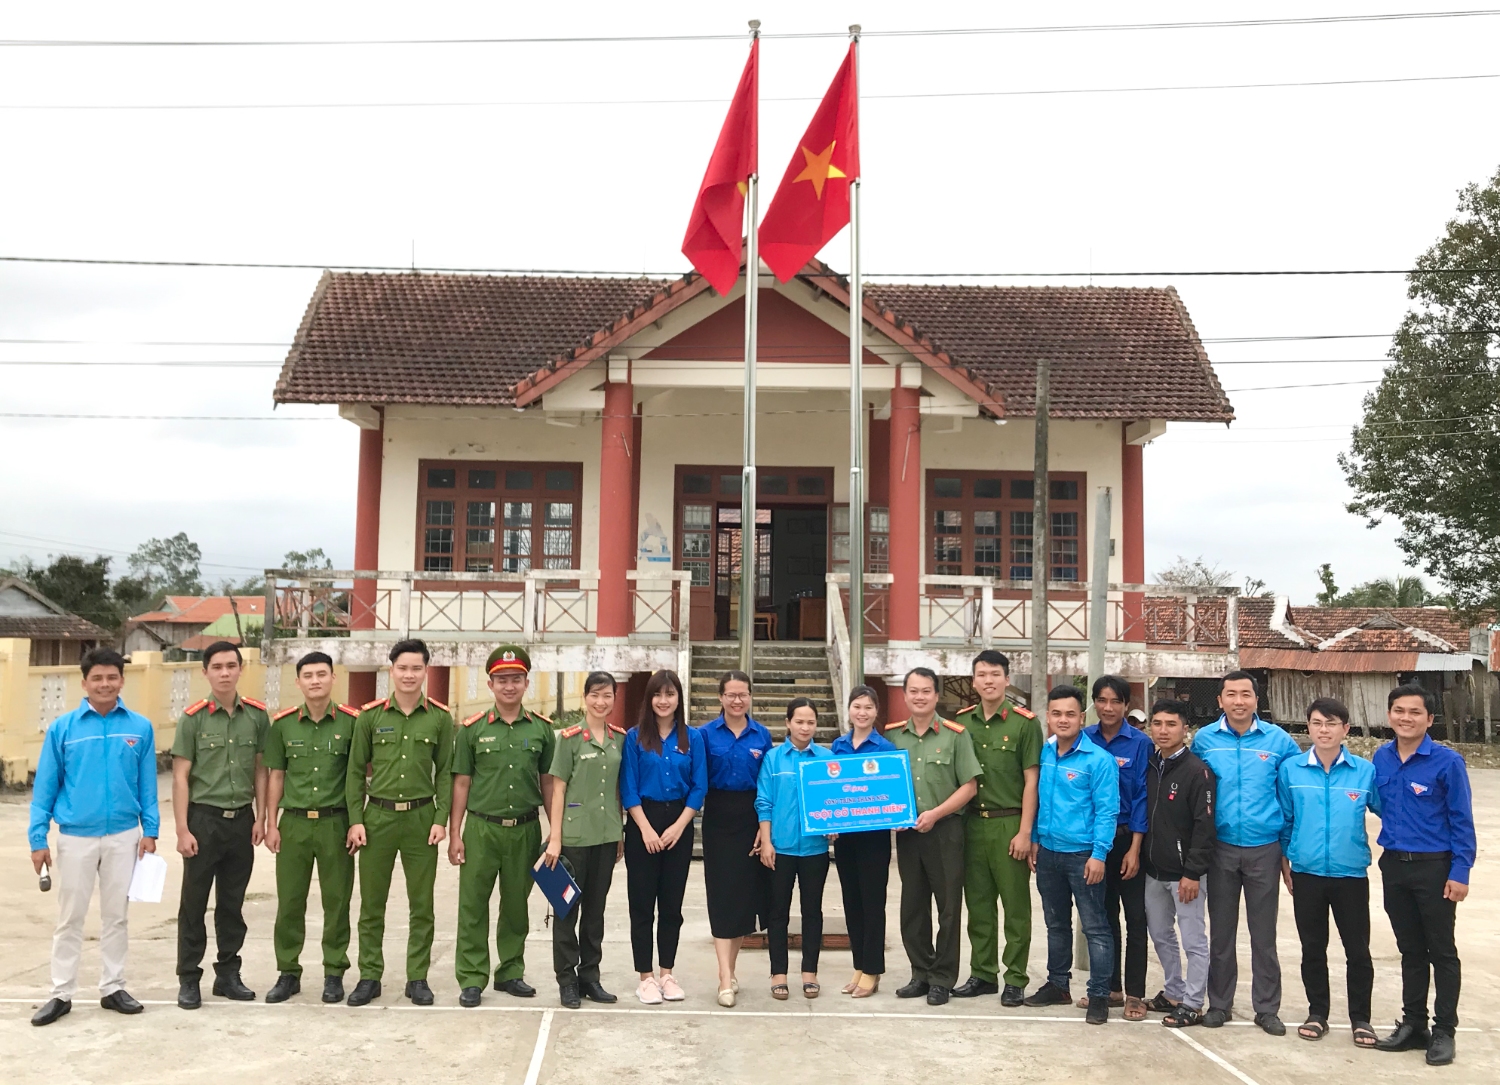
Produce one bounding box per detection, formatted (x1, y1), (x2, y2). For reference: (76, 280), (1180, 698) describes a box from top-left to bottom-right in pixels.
(825, 573), (854, 733)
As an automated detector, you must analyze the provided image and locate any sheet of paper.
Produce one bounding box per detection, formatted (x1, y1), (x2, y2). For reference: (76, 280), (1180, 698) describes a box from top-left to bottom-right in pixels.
(127, 852), (168, 903)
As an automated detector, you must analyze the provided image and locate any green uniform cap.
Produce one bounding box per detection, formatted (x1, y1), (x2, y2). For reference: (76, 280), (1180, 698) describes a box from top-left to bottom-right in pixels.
(486, 644), (531, 676)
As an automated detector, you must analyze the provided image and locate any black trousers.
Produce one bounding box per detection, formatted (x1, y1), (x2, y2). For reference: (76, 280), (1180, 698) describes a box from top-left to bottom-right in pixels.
(896, 815), (966, 989)
(553, 842), (616, 985)
(1290, 872), (1372, 1024)
(177, 804), (255, 980)
(1103, 826), (1148, 997)
(1380, 853), (1461, 1033)
(836, 830), (891, 976)
(624, 800), (693, 974)
(768, 851), (830, 976)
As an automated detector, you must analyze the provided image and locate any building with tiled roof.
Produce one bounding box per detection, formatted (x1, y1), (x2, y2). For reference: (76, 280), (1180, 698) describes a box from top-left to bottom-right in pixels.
(0, 578), (112, 666)
(122, 595), (265, 657)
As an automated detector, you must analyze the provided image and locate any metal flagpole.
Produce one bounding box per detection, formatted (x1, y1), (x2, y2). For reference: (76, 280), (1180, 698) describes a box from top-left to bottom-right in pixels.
(847, 24), (864, 686)
(737, 24), (761, 677)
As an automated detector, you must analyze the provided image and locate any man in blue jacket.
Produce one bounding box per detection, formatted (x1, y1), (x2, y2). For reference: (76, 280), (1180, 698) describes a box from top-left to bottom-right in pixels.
(1193, 670), (1300, 1034)
(1276, 697), (1380, 1047)
(28, 648), (160, 1026)
(1022, 685), (1120, 1024)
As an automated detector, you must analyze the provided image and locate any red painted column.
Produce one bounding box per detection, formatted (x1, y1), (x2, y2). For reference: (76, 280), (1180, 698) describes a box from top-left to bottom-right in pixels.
(426, 666), (450, 707)
(1122, 428), (1145, 644)
(597, 378), (635, 638)
(349, 417), (383, 707)
(868, 414), (890, 508)
(888, 386), (922, 643)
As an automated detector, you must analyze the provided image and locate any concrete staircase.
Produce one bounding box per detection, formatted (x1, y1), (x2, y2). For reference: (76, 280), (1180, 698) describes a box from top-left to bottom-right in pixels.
(688, 641), (840, 743)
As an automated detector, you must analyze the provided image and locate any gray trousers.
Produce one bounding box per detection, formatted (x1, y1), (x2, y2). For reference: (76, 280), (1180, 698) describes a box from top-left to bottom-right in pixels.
(1207, 841), (1282, 1015)
(1144, 875), (1209, 1011)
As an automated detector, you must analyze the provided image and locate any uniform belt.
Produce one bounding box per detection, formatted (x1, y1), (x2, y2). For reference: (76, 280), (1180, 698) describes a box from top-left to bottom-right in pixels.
(367, 795), (435, 812)
(471, 808), (540, 827)
(191, 803), (252, 820)
(1386, 850), (1451, 863)
(973, 807), (1022, 818)
(284, 805), (347, 819)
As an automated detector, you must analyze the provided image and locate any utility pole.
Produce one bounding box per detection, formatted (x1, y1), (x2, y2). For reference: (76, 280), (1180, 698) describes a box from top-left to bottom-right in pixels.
(1029, 359), (1050, 716)
(1087, 487), (1113, 705)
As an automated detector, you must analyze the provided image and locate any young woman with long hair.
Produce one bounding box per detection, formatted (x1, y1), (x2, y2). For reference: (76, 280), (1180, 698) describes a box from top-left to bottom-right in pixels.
(830, 684), (896, 998)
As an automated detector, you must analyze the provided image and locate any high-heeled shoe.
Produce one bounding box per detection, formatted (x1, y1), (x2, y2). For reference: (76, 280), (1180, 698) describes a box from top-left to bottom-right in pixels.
(842, 972), (864, 995)
(851, 975), (879, 999)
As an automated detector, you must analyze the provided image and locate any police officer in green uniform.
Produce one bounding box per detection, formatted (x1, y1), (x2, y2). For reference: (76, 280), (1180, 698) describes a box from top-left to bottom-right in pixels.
(543, 671), (627, 1009)
(263, 651), (358, 1005)
(171, 640), (270, 1010)
(887, 666), (982, 1006)
(450, 645), (557, 1008)
(344, 639), (454, 1008)
(952, 650), (1042, 1007)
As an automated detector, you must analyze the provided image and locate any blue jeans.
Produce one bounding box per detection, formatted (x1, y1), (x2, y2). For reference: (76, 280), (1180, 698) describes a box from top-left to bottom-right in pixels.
(1035, 846), (1113, 999)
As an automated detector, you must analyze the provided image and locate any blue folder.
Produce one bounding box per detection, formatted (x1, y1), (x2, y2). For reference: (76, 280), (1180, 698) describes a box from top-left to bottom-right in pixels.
(530, 855), (582, 919)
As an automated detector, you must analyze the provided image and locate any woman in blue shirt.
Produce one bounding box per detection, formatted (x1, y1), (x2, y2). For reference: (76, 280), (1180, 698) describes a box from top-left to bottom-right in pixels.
(698, 669), (773, 1006)
(620, 670), (707, 1005)
(830, 684), (896, 998)
(755, 698), (834, 1000)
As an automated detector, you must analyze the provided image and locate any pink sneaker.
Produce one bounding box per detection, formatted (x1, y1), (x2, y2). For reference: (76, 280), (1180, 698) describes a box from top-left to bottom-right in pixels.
(636, 977), (663, 1005)
(659, 974), (685, 1001)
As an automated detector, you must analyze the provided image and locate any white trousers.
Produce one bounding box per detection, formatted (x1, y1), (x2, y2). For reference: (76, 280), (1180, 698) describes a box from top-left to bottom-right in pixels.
(51, 827), (140, 1000)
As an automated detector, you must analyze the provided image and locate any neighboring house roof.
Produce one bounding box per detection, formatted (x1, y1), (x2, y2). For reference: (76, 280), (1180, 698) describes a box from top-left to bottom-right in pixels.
(1237, 596), (1476, 672)
(0, 578), (112, 641)
(274, 264), (1233, 422)
(129, 596), (265, 626)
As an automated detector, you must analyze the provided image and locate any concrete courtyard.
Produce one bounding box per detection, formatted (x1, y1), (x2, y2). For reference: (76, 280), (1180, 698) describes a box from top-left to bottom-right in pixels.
(2, 770), (1495, 1085)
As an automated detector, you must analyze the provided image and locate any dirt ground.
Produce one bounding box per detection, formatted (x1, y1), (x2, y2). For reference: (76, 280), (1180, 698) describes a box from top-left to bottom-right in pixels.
(2, 771), (1495, 1085)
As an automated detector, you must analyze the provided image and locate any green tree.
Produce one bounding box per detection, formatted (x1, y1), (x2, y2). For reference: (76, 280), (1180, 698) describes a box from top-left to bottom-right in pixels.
(283, 547), (333, 570)
(8, 554), (119, 629)
(1315, 563), (1341, 607)
(1340, 165), (1500, 618)
(126, 532), (204, 598)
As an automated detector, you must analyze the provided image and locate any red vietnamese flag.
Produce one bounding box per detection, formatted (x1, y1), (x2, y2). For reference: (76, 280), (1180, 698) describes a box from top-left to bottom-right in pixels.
(758, 43), (858, 282)
(681, 39), (758, 296)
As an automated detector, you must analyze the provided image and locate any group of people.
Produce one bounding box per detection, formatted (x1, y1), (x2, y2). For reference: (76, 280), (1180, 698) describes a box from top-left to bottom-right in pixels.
(26, 642), (1477, 1067)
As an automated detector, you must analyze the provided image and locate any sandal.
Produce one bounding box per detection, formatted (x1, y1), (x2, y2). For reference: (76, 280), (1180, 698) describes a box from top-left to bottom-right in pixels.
(1145, 991), (1178, 1013)
(770, 984), (789, 1001)
(803, 982), (820, 999)
(1124, 996), (1148, 1021)
(851, 975), (879, 999)
(1297, 1017), (1329, 1041)
(842, 972), (863, 995)
(1076, 992), (1126, 1009)
(1352, 1023), (1377, 1048)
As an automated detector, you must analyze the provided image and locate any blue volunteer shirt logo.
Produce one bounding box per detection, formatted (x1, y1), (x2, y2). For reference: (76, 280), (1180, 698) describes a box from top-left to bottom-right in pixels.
(1410, 782), (1430, 796)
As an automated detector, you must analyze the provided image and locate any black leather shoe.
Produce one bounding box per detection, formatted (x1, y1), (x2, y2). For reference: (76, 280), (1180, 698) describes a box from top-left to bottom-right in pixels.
(347, 979), (381, 1007)
(926, 985), (951, 1006)
(497, 978), (537, 998)
(952, 976), (999, 998)
(212, 973), (256, 1001)
(1374, 1019), (1431, 1052)
(1000, 984), (1025, 1007)
(322, 976), (345, 1004)
(895, 979), (930, 999)
(100, 990), (143, 1015)
(560, 983), (581, 1009)
(265, 974), (300, 1003)
(1086, 996), (1110, 1024)
(1023, 982), (1071, 1007)
(1202, 1008), (1232, 1028)
(177, 978), (201, 1010)
(1255, 1012), (1286, 1036)
(31, 998), (71, 1026)
(1426, 1031), (1456, 1066)
(459, 986), (483, 1008)
(405, 980), (435, 1006)
(579, 981), (617, 1004)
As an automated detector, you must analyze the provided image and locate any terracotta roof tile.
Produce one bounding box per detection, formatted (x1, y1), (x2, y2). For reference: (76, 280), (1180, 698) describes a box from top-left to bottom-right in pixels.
(1235, 597), (1306, 650)
(1235, 598), (1470, 655)
(0, 615), (111, 641)
(131, 596), (265, 625)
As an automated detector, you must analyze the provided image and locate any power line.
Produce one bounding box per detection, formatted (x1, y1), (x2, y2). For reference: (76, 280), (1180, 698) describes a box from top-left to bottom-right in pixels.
(0, 528), (269, 573)
(4, 10), (1495, 46)
(9, 70), (1499, 110)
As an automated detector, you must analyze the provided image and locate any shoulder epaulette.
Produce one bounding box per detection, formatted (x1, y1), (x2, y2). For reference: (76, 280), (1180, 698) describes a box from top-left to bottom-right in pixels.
(942, 719), (965, 733)
(427, 697), (449, 712)
(1011, 704), (1036, 719)
(559, 724), (584, 738)
(462, 710), (486, 728)
(608, 723), (628, 736)
(184, 699), (209, 716)
(956, 704), (976, 716)
(534, 711), (553, 725)
(242, 697), (267, 711)
(884, 720), (907, 731)
(272, 705), (298, 721)
(362, 698), (387, 711)
(337, 703), (360, 717)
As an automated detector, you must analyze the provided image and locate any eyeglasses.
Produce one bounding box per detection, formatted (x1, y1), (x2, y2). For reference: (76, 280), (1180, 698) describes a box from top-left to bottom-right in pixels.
(722, 693), (750, 702)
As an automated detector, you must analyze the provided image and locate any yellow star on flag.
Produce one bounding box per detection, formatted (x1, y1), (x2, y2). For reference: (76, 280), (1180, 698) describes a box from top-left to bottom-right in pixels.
(792, 141), (846, 199)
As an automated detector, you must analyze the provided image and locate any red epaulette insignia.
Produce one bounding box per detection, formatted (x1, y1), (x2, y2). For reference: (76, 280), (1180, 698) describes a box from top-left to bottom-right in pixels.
(362, 698), (387, 711)
(1012, 704), (1036, 719)
(608, 723), (628, 736)
(242, 697), (267, 711)
(184, 699), (209, 716)
(957, 704), (977, 716)
(534, 712), (554, 725)
(560, 724), (584, 738)
(273, 705), (298, 721)
(462, 711), (486, 728)
(884, 720), (908, 731)
(942, 719), (966, 733)
(427, 697), (449, 712)
(337, 703), (360, 717)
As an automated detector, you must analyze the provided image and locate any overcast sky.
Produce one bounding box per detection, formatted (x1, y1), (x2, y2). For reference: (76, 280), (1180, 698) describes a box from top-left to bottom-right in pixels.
(2, 1), (1496, 600)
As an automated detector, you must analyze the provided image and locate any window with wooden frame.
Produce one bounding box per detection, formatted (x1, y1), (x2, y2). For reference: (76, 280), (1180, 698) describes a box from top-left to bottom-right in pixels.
(925, 470), (1086, 582)
(831, 505), (890, 574)
(416, 461), (583, 574)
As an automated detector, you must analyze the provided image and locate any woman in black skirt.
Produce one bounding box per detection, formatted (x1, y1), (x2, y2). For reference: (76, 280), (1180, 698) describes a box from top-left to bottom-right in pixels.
(829, 684), (896, 998)
(698, 669), (773, 1006)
